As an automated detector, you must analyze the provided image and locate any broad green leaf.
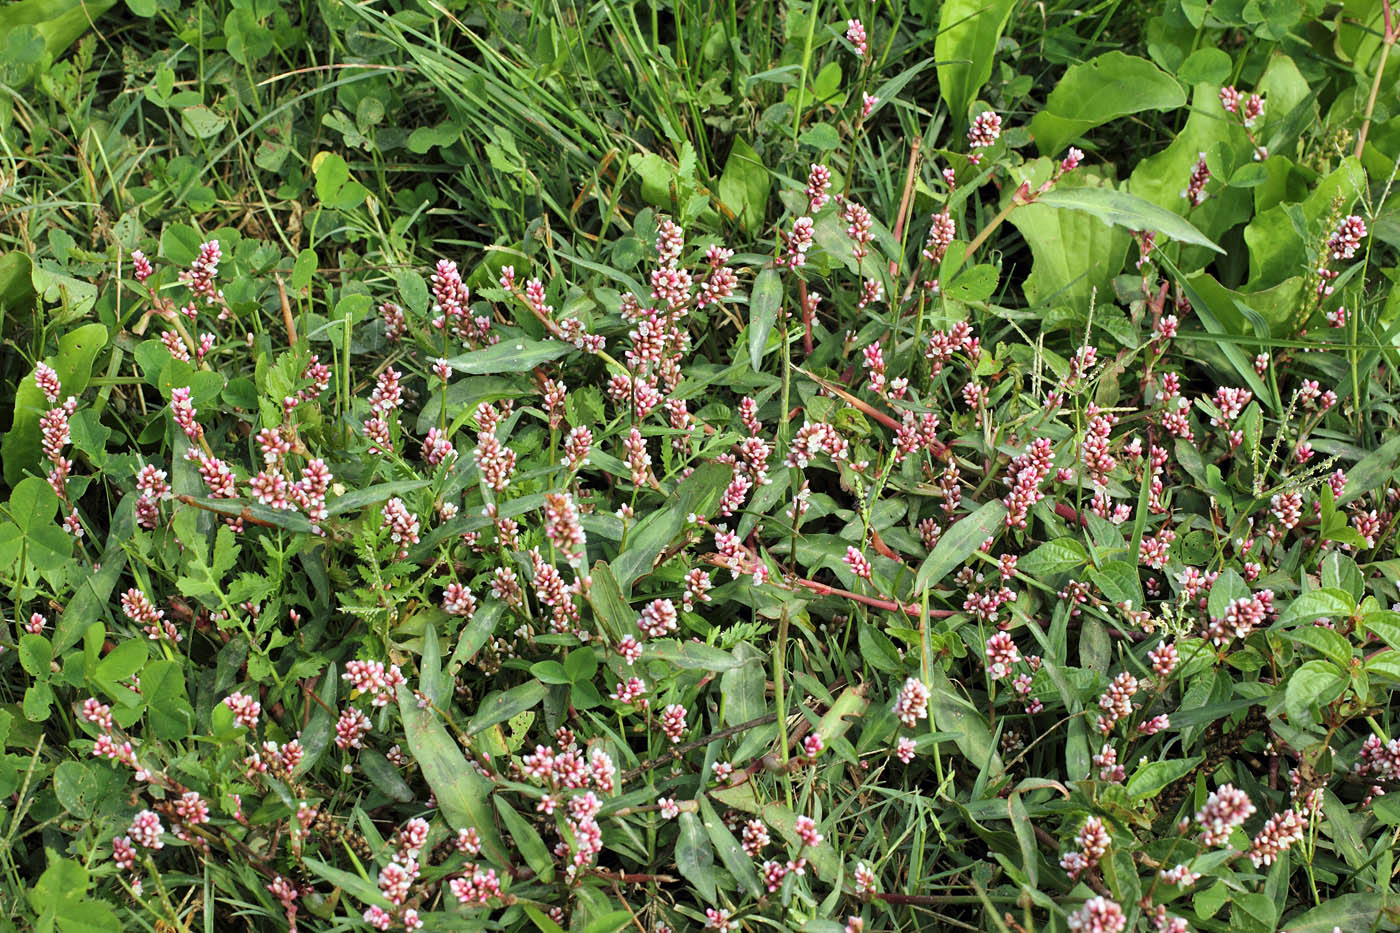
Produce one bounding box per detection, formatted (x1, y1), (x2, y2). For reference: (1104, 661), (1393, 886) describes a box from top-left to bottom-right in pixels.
(180, 105), (228, 140)
(53, 760), (118, 817)
(716, 136), (769, 234)
(579, 912), (633, 933)
(927, 666), (1003, 775)
(141, 661), (193, 741)
(857, 623), (902, 673)
(530, 660), (571, 685)
(1277, 588), (1354, 628)
(676, 811), (717, 903)
(19, 634), (50, 677)
(1243, 157), (1365, 290)
(612, 462), (729, 591)
(1186, 270), (1304, 336)
(935, 0), (1017, 122)
(1034, 186), (1223, 252)
(301, 857), (391, 908)
(813, 685), (870, 749)
(1338, 434), (1400, 505)
(585, 564), (631, 643)
(1016, 538), (1087, 577)
(0, 0), (119, 68)
(1232, 891), (1278, 933)
(1007, 164), (1130, 306)
(359, 749), (414, 802)
(1281, 627), (1353, 669)
(95, 638), (148, 688)
(914, 500), (1006, 592)
(467, 681), (547, 735)
(645, 640), (742, 671)
(1365, 611), (1400, 651)
(3, 323), (108, 485)
(398, 687), (506, 863)
(1126, 757), (1202, 800)
(1206, 568), (1249, 619)
(720, 642), (766, 726)
(324, 480), (429, 518)
(1283, 659), (1347, 727)
(748, 267), (783, 372)
(1088, 560), (1144, 611)
(1281, 893), (1382, 932)
(1030, 52), (1186, 156)
(563, 646), (597, 683)
(699, 795), (762, 898)
(445, 337), (571, 374)
(496, 797), (555, 882)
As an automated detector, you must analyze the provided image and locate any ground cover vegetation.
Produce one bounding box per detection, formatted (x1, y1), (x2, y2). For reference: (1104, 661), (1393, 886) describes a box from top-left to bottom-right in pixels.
(2, 0), (1400, 930)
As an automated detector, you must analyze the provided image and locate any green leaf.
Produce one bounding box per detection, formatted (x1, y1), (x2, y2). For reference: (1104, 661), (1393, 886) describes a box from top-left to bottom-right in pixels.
(720, 643), (766, 726)
(943, 263), (999, 302)
(1281, 627), (1353, 669)
(1089, 560), (1144, 611)
(1243, 157), (1365, 290)
(748, 267), (783, 372)
(291, 248), (317, 290)
(1030, 52), (1186, 156)
(1365, 611), (1400, 651)
(699, 795), (762, 898)
(495, 797), (555, 882)
(1277, 588), (1355, 628)
(28, 857), (87, 913)
(141, 660), (193, 740)
(397, 687), (506, 863)
(935, 0), (1018, 122)
(914, 500), (1006, 592)
(797, 122), (841, 150)
(1007, 164), (1131, 306)
(0, 0), (119, 69)
(530, 660), (571, 685)
(1126, 757), (1202, 800)
(324, 480), (429, 518)
(1283, 659), (1348, 727)
(53, 760), (119, 817)
(716, 136), (769, 233)
(445, 338), (571, 375)
(676, 811), (717, 903)
(1177, 48), (1231, 85)
(18, 634), (50, 678)
(95, 638), (148, 689)
(55, 897), (121, 933)
(467, 681), (547, 735)
(612, 462), (729, 591)
(1281, 893), (1382, 932)
(180, 105), (228, 140)
(857, 623), (902, 673)
(928, 666), (1003, 775)
(1206, 568), (1249, 619)
(1034, 187), (1222, 253)
(360, 749), (414, 802)
(645, 640), (743, 671)
(579, 912), (633, 933)
(563, 646), (597, 684)
(1016, 538), (1087, 577)
(301, 857), (391, 909)
(3, 323), (108, 486)
(1338, 434), (1400, 505)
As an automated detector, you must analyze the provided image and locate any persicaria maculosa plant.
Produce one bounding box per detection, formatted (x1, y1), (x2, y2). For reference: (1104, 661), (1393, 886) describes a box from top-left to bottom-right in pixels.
(3, 9), (1400, 933)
